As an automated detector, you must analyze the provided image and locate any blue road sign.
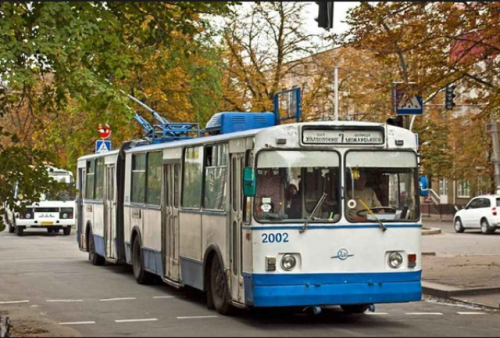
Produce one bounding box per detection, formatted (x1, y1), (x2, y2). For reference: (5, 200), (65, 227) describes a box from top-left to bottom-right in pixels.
(95, 140), (112, 154)
(392, 83), (424, 115)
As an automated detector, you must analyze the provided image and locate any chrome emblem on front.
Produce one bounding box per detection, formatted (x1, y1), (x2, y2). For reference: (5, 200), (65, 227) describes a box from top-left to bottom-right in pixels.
(331, 248), (354, 260)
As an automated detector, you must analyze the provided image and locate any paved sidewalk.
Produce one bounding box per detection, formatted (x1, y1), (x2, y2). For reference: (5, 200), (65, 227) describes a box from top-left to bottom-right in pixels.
(421, 225), (500, 310)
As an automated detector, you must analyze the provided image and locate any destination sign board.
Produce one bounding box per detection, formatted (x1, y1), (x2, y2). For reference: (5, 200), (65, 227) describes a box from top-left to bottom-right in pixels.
(303, 129), (384, 145)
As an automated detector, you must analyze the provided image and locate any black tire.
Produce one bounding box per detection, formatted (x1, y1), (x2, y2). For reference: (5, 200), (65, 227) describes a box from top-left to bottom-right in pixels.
(481, 219), (494, 234)
(53, 227), (60, 234)
(8, 221), (14, 234)
(210, 257), (235, 316)
(132, 238), (154, 285)
(341, 304), (369, 314)
(89, 229), (105, 266)
(15, 226), (24, 237)
(454, 218), (465, 233)
(63, 227), (72, 236)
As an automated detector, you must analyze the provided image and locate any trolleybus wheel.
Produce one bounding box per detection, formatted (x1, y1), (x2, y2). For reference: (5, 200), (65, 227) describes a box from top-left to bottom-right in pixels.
(210, 257), (235, 316)
(15, 226), (24, 237)
(89, 229), (105, 266)
(132, 238), (154, 285)
(8, 221), (15, 234)
(63, 227), (72, 236)
(341, 304), (369, 314)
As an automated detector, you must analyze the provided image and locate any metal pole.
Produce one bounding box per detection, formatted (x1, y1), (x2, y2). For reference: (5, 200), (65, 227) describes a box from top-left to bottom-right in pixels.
(489, 120), (500, 194)
(334, 66), (339, 121)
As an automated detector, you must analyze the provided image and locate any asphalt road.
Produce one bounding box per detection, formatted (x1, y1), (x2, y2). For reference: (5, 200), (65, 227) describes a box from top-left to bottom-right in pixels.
(0, 228), (499, 337)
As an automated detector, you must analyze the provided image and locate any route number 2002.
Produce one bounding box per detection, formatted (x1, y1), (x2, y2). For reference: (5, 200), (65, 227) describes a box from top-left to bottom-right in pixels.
(261, 233), (290, 244)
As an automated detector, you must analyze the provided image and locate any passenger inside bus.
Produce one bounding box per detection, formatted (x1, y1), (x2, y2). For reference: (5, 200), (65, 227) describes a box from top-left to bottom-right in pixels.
(346, 171), (383, 221)
(256, 167), (340, 222)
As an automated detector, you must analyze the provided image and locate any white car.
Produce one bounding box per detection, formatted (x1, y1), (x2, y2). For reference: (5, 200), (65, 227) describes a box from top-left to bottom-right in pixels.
(454, 195), (500, 234)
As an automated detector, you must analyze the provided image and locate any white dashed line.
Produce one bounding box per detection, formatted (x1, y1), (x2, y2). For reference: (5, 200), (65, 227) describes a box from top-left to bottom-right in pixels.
(59, 321), (96, 326)
(100, 297), (137, 302)
(457, 312), (487, 315)
(46, 300), (84, 303)
(177, 315), (219, 320)
(365, 312), (389, 316)
(115, 318), (158, 323)
(153, 296), (175, 299)
(0, 300), (30, 305)
(406, 312), (443, 316)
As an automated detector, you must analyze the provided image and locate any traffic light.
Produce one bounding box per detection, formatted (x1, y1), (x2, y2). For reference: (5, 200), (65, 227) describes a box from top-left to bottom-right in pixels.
(445, 85), (457, 110)
(387, 116), (404, 128)
(315, 2), (334, 31)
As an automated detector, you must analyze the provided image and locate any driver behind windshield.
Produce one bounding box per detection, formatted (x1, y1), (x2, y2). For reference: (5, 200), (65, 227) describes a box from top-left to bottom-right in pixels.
(346, 172), (382, 221)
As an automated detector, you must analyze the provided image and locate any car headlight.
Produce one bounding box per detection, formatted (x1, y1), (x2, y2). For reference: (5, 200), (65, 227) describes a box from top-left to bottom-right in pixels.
(388, 252), (403, 269)
(281, 254), (297, 271)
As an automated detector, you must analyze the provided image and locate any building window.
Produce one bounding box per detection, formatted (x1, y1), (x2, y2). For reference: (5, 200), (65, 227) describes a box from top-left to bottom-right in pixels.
(182, 146), (204, 208)
(204, 144), (228, 210)
(146, 152), (162, 205)
(439, 179), (448, 196)
(457, 180), (470, 198)
(477, 176), (490, 196)
(131, 153), (147, 204)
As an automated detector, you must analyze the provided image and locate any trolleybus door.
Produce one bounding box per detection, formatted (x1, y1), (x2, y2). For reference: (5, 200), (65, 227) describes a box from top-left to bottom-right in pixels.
(163, 162), (181, 281)
(104, 165), (116, 259)
(230, 154), (245, 303)
(77, 168), (85, 250)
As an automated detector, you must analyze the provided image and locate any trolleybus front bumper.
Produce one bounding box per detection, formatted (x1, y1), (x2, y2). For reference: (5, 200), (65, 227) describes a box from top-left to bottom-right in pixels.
(243, 271), (421, 307)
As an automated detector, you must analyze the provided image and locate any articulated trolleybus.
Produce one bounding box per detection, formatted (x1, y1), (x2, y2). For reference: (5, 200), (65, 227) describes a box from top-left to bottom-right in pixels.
(77, 106), (422, 315)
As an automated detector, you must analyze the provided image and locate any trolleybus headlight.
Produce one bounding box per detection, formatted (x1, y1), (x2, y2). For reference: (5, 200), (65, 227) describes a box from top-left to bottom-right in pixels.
(62, 213), (68, 219)
(281, 254), (297, 271)
(388, 252), (403, 269)
(25, 213), (32, 219)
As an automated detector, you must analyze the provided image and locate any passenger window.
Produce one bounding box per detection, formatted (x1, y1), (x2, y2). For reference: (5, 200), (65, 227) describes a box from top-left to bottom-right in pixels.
(131, 153), (147, 204)
(468, 199), (479, 209)
(182, 146), (204, 208)
(482, 199), (491, 208)
(204, 144), (228, 211)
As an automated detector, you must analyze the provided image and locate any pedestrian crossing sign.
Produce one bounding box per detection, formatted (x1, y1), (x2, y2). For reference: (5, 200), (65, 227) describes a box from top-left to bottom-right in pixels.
(95, 140), (112, 154)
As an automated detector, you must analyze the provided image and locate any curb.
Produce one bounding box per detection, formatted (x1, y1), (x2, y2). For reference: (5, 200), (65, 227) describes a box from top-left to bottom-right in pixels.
(422, 282), (500, 310)
(421, 227), (442, 235)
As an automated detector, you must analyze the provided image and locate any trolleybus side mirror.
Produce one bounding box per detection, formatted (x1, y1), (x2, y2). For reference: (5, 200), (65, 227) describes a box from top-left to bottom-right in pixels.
(243, 167), (256, 197)
(419, 176), (429, 197)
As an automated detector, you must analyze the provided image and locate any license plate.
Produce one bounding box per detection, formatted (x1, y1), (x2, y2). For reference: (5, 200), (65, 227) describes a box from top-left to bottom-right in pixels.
(41, 222), (54, 226)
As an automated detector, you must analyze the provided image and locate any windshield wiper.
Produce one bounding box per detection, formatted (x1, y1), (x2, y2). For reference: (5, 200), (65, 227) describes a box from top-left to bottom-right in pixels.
(300, 193), (328, 234)
(358, 198), (387, 232)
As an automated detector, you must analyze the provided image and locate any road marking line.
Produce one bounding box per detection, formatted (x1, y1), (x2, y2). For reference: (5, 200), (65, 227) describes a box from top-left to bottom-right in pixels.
(46, 300), (84, 303)
(153, 296), (174, 299)
(115, 318), (158, 323)
(457, 312), (486, 315)
(365, 312), (389, 315)
(0, 300), (30, 305)
(177, 315), (219, 320)
(59, 322), (96, 326)
(100, 297), (137, 302)
(406, 312), (443, 315)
